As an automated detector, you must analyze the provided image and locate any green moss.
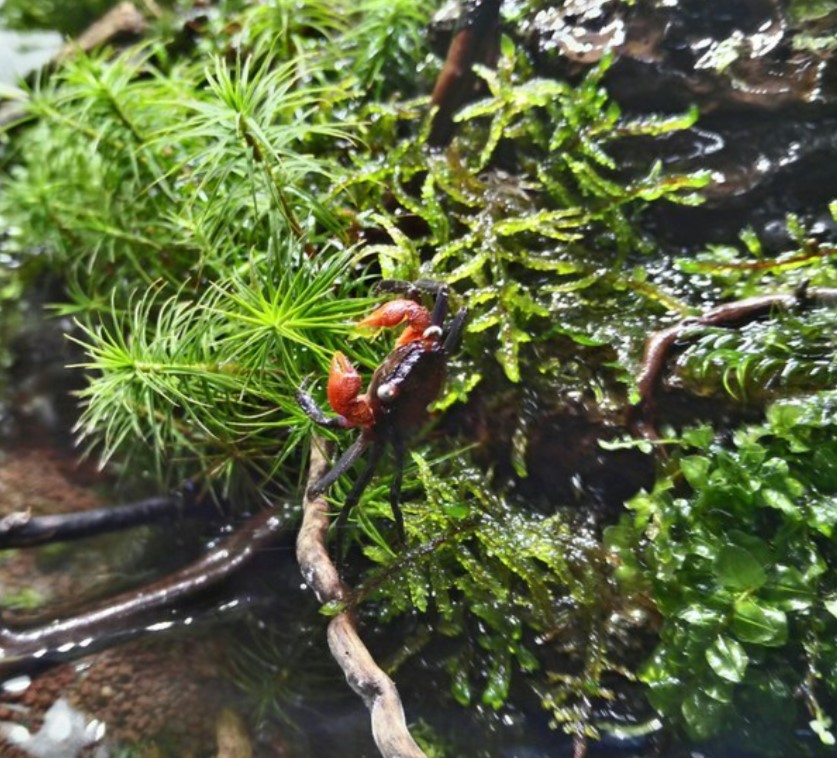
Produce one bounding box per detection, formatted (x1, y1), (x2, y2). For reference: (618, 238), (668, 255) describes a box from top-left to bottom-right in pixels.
(0, 586), (45, 610)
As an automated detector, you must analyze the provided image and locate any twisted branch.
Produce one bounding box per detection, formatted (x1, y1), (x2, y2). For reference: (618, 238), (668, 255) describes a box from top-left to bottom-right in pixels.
(630, 286), (837, 439)
(0, 492), (218, 549)
(428, 0), (502, 146)
(297, 438), (426, 758)
(0, 507), (289, 676)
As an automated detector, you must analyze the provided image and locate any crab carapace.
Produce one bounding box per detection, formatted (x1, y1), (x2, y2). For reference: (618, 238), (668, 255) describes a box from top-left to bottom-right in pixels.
(297, 280), (466, 554)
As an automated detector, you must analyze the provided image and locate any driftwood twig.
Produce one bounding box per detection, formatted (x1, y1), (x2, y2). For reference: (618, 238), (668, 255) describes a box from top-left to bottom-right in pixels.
(428, 0), (502, 146)
(58, 1), (148, 62)
(297, 438), (426, 758)
(0, 492), (215, 549)
(0, 507), (289, 676)
(631, 286), (837, 439)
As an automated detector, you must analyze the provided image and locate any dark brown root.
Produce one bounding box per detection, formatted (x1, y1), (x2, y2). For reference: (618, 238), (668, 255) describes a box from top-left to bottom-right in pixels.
(428, 0), (502, 147)
(630, 286), (837, 440)
(0, 507), (290, 677)
(0, 492), (214, 549)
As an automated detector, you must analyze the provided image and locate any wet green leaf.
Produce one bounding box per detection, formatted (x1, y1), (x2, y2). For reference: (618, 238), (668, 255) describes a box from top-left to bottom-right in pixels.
(644, 676), (682, 715)
(681, 690), (726, 741)
(451, 665), (472, 707)
(681, 455), (711, 489)
(726, 531), (772, 565)
(823, 595), (837, 619)
(789, 0), (837, 22)
(482, 655), (512, 709)
(714, 545), (766, 590)
(494, 208), (587, 240)
(806, 493), (837, 536)
(810, 716), (837, 746)
(732, 598), (788, 646)
(760, 488), (799, 517)
(763, 565), (815, 611)
(442, 500), (470, 520)
(702, 679), (734, 704)
(516, 645), (540, 673)
(677, 604), (723, 627)
(706, 635), (748, 682)
(681, 425), (715, 448)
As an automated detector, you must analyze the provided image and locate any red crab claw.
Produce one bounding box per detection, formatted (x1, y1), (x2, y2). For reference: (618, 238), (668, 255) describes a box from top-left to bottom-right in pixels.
(357, 299), (432, 347)
(327, 351), (374, 428)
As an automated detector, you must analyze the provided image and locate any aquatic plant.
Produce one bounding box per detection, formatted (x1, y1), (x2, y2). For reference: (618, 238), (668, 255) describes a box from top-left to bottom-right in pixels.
(606, 390), (837, 752)
(342, 44), (708, 382)
(0, 0), (835, 754)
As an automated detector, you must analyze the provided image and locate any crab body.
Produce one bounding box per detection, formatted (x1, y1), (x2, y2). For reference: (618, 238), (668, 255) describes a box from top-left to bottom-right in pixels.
(297, 282), (466, 554)
(323, 295), (452, 435)
(367, 340), (447, 435)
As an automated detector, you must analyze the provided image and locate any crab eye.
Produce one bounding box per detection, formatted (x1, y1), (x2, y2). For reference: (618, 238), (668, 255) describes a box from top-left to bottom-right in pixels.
(423, 325), (442, 339)
(377, 382), (398, 403)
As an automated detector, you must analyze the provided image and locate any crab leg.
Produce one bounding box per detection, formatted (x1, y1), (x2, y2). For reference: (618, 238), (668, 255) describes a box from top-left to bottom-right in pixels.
(297, 386), (351, 429)
(429, 285), (450, 329)
(308, 434), (370, 498)
(443, 307), (468, 353)
(334, 441), (386, 559)
(388, 430), (407, 543)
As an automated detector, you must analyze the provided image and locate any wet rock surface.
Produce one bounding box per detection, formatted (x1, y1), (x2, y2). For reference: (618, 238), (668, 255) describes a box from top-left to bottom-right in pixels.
(497, 0), (837, 248)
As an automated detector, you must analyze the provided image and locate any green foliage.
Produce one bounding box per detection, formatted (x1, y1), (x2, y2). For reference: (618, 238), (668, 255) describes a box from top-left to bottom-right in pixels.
(0, 1), (433, 491)
(788, 0), (837, 22)
(1, 46), (355, 310)
(605, 391), (837, 751)
(0, 586), (45, 611)
(678, 210), (837, 299)
(3, 0), (835, 751)
(342, 46), (708, 381)
(341, 454), (633, 742)
(0, 2), (710, 490)
(71, 237), (374, 495)
(673, 307), (837, 402)
(0, 0), (120, 34)
(344, 0), (439, 98)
